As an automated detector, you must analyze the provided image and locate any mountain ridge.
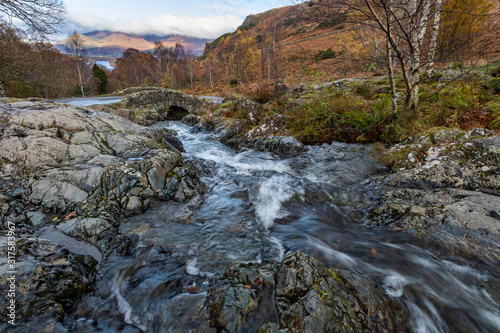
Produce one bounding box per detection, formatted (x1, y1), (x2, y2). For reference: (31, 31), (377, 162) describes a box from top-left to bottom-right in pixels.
(55, 31), (212, 57)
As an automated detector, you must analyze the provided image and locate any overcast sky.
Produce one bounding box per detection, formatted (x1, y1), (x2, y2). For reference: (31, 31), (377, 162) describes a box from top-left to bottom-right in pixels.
(58, 0), (288, 40)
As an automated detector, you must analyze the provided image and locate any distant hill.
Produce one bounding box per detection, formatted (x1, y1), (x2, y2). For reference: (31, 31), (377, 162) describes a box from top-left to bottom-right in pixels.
(55, 31), (212, 58)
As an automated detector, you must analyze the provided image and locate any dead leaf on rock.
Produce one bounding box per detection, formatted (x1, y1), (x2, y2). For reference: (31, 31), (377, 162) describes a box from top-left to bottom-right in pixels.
(187, 285), (199, 294)
(64, 211), (77, 221)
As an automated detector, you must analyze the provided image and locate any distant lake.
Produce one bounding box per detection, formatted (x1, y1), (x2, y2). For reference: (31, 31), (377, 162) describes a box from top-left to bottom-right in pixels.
(96, 61), (114, 71)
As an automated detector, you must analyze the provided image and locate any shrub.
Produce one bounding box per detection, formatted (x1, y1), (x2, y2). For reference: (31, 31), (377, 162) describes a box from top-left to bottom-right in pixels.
(490, 66), (500, 78)
(442, 82), (479, 109)
(354, 84), (372, 98)
(314, 48), (337, 61)
(489, 78), (500, 94)
(251, 87), (272, 104)
(285, 93), (391, 144)
(234, 109), (248, 120)
(316, 13), (347, 29)
(229, 78), (239, 87)
(486, 101), (500, 129)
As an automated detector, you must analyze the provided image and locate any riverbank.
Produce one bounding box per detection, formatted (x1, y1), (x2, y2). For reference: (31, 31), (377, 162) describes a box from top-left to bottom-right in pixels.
(1, 96), (499, 332)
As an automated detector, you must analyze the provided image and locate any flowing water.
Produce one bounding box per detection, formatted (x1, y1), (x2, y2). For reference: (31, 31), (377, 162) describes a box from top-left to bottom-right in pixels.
(54, 96), (123, 107)
(68, 121), (500, 332)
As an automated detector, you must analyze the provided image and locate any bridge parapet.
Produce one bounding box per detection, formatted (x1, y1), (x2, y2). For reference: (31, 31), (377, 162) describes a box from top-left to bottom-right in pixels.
(123, 87), (209, 116)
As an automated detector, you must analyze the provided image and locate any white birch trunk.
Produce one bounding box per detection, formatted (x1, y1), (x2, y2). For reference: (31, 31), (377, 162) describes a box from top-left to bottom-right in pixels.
(426, 0), (443, 76)
(0, 81), (5, 97)
(76, 61), (85, 97)
(406, 0), (431, 110)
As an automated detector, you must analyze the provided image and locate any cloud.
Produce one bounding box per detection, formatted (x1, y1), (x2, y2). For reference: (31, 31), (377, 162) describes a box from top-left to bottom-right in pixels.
(64, 12), (243, 39)
(196, 0), (286, 17)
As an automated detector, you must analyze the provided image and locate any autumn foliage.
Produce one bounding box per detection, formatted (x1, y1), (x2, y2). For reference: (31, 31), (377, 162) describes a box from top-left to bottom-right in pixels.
(0, 22), (76, 98)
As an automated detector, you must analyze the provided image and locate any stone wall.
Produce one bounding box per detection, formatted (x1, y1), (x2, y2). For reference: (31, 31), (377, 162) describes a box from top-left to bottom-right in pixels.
(123, 87), (209, 115)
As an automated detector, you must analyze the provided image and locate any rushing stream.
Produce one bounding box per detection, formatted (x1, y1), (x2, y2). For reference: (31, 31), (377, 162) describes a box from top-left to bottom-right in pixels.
(68, 121), (500, 332)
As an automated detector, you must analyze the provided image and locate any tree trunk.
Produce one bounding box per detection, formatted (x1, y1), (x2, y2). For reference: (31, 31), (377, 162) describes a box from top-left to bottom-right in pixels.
(386, 0), (398, 114)
(0, 81), (5, 97)
(76, 64), (85, 97)
(406, 0), (431, 110)
(426, 0), (442, 76)
(387, 34), (397, 114)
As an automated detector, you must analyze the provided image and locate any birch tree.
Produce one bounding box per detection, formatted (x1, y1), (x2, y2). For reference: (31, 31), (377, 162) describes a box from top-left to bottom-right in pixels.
(66, 31), (87, 97)
(301, 0), (491, 111)
(426, 0), (442, 76)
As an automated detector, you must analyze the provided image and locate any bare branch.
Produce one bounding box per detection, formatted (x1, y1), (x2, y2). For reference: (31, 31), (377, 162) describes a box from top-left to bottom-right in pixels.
(0, 0), (65, 37)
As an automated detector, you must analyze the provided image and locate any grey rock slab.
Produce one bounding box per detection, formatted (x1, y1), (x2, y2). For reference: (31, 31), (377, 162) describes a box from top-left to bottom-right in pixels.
(492, 208), (500, 220)
(26, 211), (46, 227)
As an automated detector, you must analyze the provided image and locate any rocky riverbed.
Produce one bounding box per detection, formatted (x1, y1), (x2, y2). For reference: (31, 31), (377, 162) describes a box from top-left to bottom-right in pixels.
(1, 95), (499, 332)
(367, 128), (500, 263)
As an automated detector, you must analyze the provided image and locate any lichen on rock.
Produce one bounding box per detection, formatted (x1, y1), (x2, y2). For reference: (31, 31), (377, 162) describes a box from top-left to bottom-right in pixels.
(206, 252), (410, 333)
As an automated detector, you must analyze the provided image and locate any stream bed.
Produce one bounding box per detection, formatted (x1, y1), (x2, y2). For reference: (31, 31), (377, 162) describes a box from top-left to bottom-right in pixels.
(66, 121), (500, 332)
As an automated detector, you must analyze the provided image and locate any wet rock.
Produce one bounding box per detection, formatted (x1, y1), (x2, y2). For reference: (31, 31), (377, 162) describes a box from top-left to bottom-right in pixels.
(225, 136), (307, 158)
(206, 252), (410, 333)
(57, 217), (114, 250)
(181, 114), (201, 126)
(207, 263), (277, 332)
(257, 323), (289, 333)
(276, 252), (409, 333)
(29, 179), (88, 212)
(126, 196), (143, 212)
(192, 117), (228, 134)
(150, 127), (185, 153)
(26, 211), (46, 227)
(492, 208), (500, 220)
(383, 133), (500, 192)
(223, 119), (251, 141)
(0, 101), (203, 222)
(233, 98), (266, 124)
(0, 238), (97, 331)
(368, 188), (500, 262)
(208, 284), (261, 332)
(368, 131), (500, 262)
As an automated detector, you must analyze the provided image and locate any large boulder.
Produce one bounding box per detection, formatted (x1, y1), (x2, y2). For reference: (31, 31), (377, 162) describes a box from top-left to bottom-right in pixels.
(0, 99), (204, 241)
(245, 114), (290, 138)
(224, 136), (307, 158)
(368, 129), (500, 262)
(233, 98), (266, 124)
(0, 238), (97, 332)
(206, 252), (410, 333)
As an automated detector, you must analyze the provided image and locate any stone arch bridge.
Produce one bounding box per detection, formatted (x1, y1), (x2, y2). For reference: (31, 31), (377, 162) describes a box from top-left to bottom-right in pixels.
(123, 87), (210, 120)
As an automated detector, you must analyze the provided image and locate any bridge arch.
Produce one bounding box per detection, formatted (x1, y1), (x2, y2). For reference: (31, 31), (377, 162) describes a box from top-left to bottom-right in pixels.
(124, 87), (209, 116)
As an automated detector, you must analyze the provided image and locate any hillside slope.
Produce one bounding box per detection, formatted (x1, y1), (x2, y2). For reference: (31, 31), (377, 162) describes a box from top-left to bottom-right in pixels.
(203, 1), (500, 87)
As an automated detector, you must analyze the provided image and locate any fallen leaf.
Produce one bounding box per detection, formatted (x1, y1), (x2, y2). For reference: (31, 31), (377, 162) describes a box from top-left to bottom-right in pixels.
(244, 285), (251, 289)
(187, 286), (199, 294)
(52, 217), (58, 222)
(253, 276), (264, 285)
(64, 211), (77, 221)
